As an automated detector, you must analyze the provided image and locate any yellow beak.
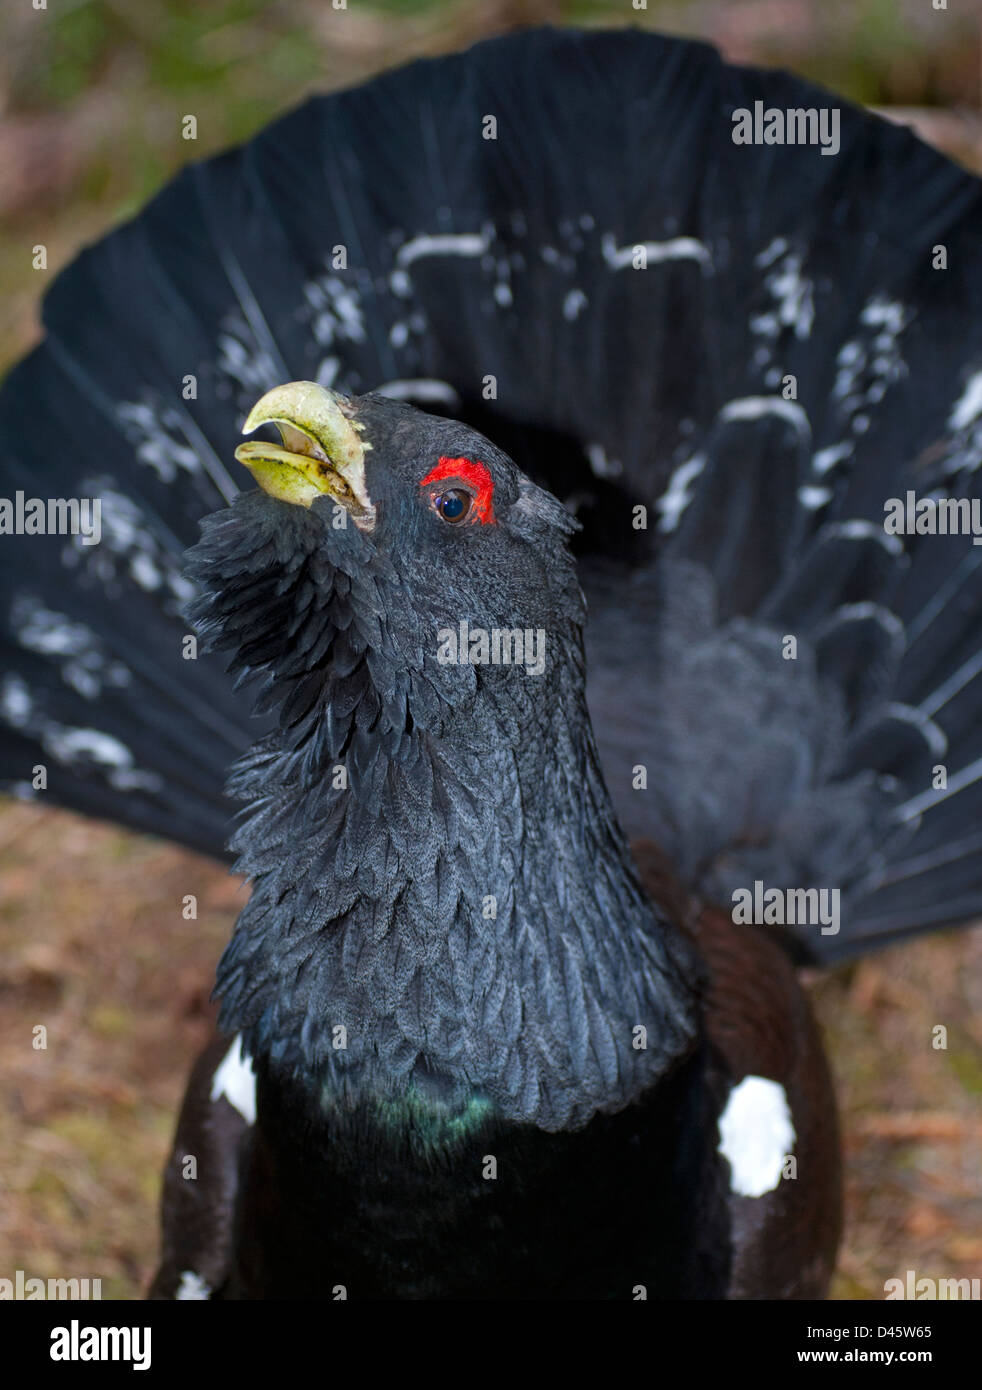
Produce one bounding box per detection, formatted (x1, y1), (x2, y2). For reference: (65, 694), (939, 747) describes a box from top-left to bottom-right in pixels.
(234, 381), (375, 528)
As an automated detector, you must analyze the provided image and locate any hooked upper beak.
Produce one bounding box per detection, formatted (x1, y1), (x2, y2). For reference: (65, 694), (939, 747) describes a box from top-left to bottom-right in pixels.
(234, 381), (375, 529)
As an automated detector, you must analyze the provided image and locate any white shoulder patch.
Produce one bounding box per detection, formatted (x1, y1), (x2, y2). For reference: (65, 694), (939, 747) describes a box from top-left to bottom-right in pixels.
(209, 1035), (257, 1124)
(717, 1075), (795, 1198)
(175, 1270), (211, 1301)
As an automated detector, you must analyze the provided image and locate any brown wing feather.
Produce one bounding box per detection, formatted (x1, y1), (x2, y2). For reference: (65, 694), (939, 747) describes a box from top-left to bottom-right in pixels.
(148, 1033), (251, 1300)
(632, 837), (843, 1298)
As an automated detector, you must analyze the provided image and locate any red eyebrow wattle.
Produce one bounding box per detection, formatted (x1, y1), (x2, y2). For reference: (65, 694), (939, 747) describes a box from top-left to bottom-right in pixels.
(420, 456), (496, 524)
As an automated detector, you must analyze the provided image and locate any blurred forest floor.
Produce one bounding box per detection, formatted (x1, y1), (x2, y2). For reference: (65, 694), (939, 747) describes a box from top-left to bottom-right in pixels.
(0, 0), (981, 1299)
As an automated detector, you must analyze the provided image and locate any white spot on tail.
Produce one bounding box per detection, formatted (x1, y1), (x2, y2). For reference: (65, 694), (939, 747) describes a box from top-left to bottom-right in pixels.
(0, 674), (32, 727)
(176, 1270), (211, 1301)
(720, 396), (811, 437)
(656, 454), (706, 533)
(585, 442), (623, 480)
(42, 727), (162, 793)
(754, 237), (788, 269)
(799, 485), (832, 510)
(396, 232), (490, 267)
(717, 1075), (795, 1198)
(210, 1036), (256, 1124)
(563, 289), (588, 321)
(764, 251), (814, 339)
(822, 519), (904, 556)
(950, 371), (982, 432)
(812, 443), (854, 474)
(601, 233), (710, 269)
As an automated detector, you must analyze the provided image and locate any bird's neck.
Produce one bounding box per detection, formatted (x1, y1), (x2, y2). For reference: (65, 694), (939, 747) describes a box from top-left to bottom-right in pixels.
(217, 651), (700, 1134)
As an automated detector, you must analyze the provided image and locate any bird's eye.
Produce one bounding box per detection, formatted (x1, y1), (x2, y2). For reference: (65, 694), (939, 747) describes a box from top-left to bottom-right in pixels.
(420, 457), (495, 525)
(435, 489), (472, 524)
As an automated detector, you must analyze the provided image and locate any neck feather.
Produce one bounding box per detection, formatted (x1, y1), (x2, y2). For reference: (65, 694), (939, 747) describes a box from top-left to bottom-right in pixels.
(217, 635), (700, 1132)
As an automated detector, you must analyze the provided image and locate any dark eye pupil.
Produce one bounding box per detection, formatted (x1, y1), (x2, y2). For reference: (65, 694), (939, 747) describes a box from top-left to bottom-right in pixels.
(438, 490), (469, 522)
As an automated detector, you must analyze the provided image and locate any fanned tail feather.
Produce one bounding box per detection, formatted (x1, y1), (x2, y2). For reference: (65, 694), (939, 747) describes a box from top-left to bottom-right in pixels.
(1, 28), (981, 957)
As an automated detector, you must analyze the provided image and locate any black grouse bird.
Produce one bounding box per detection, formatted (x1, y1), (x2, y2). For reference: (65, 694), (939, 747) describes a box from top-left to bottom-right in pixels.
(1, 27), (981, 1299)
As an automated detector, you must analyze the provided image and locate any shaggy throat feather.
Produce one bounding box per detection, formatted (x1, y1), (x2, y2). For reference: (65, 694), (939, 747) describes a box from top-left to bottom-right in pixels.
(215, 658), (699, 1133)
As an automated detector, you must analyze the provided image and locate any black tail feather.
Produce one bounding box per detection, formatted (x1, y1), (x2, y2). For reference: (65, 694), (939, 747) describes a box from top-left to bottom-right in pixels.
(1, 27), (981, 956)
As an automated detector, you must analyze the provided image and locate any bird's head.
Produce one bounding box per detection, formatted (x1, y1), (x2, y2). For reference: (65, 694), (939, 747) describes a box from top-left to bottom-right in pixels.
(186, 381), (583, 758)
(186, 383), (699, 1127)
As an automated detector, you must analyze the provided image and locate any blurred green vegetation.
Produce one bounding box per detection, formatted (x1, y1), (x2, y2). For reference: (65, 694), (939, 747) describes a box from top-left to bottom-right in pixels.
(0, 1), (977, 227)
